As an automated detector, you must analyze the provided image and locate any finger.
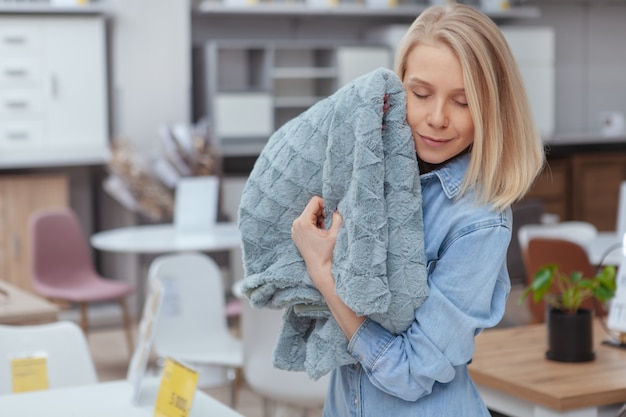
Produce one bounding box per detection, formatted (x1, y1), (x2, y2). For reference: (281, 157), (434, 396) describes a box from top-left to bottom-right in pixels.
(328, 210), (343, 237)
(383, 93), (391, 113)
(294, 196), (325, 230)
(306, 196), (325, 228)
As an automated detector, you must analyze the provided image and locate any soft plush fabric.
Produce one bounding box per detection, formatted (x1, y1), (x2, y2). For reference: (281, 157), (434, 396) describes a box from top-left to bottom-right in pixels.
(238, 67), (428, 380)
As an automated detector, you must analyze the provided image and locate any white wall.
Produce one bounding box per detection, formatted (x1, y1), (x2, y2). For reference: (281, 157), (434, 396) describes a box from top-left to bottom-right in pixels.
(109, 0), (191, 152)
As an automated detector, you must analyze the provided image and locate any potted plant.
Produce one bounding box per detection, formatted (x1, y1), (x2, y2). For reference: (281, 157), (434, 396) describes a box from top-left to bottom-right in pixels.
(520, 263), (617, 362)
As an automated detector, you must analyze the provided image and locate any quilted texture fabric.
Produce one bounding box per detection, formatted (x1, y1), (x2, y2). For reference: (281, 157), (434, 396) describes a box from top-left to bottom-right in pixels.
(238, 67), (428, 379)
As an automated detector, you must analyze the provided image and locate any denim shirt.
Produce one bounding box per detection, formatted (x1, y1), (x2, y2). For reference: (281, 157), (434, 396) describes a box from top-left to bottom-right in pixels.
(322, 153), (512, 417)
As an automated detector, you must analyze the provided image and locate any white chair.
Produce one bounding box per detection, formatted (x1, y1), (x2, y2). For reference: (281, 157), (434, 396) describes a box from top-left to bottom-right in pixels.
(148, 252), (242, 406)
(517, 220), (599, 263)
(241, 300), (329, 417)
(0, 321), (98, 394)
(518, 221), (601, 324)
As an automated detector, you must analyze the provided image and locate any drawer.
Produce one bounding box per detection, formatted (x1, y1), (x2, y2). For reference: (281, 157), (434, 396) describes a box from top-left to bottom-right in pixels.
(0, 56), (43, 88)
(215, 93), (273, 139)
(0, 89), (44, 118)
(0, 120), (44, 149)
(0, 20), (42, 54)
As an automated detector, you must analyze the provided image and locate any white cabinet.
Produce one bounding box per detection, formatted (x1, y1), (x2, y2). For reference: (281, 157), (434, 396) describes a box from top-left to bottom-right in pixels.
(203, 41), (390, 156)
(0, 15), (108, 167)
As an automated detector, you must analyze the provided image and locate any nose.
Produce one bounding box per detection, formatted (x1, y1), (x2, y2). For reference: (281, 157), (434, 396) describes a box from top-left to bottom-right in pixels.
(427, 100), (448, 128)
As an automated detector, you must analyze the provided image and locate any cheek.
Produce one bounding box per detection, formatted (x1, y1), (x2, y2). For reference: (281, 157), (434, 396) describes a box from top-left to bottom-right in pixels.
(405, 100), (423, 130)
(458, 113), (475, 140)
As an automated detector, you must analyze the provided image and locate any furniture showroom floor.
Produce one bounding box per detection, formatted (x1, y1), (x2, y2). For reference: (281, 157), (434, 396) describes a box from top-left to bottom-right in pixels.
(84, 285), (531, 417)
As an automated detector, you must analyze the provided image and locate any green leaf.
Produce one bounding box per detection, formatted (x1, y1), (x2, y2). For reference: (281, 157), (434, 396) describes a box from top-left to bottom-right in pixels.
(569, 271), (583, 283)
(577, 279), (595, 290)
(597, 266), (617, 291)
(519, 262), (617, 311)
(593, 285), (615, 303)
(531, 268), (554, 302)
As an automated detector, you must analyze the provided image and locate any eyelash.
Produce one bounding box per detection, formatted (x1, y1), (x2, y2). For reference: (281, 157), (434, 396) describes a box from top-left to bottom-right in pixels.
(412, 91), (468, 108)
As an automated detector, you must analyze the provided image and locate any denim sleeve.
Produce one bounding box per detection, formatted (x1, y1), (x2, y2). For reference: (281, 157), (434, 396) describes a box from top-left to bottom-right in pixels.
(347, 222), (511, 402)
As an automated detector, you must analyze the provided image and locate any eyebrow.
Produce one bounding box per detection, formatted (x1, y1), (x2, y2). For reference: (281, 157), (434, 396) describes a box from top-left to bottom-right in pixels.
(407, 76), (466, 95)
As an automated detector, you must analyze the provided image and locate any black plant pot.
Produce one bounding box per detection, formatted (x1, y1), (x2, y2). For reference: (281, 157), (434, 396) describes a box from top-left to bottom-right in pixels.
(546, 308), (595, 362)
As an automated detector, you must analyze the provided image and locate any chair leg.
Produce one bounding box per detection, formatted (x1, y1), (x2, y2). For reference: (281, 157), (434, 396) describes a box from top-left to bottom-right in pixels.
(230, 367), (243, 409)
(227, 367), (239, 409)
(118, 298), (134, 356)
(262, 397), (272, 417)
(79, 302), (89, 335)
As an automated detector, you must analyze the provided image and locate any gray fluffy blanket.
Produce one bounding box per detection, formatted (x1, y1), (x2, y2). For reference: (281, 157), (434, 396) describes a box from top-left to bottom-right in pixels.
(238, 67), (428, 380)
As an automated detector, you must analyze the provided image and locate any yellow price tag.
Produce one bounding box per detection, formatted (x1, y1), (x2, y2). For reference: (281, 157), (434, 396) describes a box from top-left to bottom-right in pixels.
(154, 357), (199, 417)
(11, 356), (49, 393)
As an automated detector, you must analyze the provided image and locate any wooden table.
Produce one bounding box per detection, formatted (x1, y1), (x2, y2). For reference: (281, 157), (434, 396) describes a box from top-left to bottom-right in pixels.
(469, 323), (626, 417)
(0, 281), (59, 325)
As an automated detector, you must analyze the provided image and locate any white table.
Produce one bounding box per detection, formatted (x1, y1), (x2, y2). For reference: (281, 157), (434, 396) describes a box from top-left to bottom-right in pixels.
(90, 223), (242, 316)
(90, 223), (241, 254)
(0, 379), (245, 417)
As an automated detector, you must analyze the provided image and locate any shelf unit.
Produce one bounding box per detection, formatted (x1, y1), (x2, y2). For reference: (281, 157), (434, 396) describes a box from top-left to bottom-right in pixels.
(193, 1), (541, 159)
(0, 4), (109, 15)
(203, 40), (391, 156)
(196, 2), (541, 20)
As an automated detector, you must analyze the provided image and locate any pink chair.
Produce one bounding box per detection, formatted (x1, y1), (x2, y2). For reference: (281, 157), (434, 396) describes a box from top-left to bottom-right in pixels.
(28, 208), (135, 354)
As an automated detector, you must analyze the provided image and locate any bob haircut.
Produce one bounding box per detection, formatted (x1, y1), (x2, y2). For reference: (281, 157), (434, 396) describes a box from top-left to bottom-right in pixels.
(395, 4), (545, 210)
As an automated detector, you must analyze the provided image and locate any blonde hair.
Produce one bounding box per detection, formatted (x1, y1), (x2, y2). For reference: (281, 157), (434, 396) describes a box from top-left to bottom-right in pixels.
(395, 4), (545, 210)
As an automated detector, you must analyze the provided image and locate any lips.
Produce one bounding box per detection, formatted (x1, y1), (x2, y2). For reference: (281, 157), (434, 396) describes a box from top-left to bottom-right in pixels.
(419, 134), (451, 146)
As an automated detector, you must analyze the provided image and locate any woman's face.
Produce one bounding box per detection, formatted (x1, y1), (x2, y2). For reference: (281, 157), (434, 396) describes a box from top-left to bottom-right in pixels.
(403, 41), (475, 165)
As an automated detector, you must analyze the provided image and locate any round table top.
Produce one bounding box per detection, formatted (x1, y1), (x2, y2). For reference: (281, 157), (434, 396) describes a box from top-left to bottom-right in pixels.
(90, 223), (241, 254)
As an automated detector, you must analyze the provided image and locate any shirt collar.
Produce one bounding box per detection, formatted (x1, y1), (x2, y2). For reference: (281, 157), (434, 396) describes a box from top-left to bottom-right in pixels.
(421, 153), (470, 200)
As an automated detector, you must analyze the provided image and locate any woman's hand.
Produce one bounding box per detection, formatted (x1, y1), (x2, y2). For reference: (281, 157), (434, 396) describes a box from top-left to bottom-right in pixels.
(292, 196), (364, 338)
(291, 196), (343, 289)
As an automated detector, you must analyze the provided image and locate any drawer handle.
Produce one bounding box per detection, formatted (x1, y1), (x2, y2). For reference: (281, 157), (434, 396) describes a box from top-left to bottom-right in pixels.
(3, 36), (26, 45)
(4, 68), (27, 77)
(50, 74), (58, 99)
(5, 100), (28, 109)
(6, 131), (29, 140)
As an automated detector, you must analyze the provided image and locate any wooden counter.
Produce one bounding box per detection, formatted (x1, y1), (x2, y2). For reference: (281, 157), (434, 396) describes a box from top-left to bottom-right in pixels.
(469, 323), (626, 416)
(0, 280), (59, 325)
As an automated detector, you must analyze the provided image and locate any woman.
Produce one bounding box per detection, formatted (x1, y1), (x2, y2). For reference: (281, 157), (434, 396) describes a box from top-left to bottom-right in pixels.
(291, 4), (545, 416)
